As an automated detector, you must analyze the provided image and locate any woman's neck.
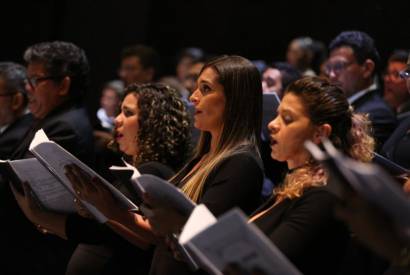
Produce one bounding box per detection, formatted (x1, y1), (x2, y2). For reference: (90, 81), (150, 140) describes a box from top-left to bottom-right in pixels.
(287, 153), (310, 170)
(209, 129), (222, 155)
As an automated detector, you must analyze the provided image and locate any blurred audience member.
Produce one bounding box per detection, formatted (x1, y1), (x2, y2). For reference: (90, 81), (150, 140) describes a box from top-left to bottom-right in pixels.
(0, 62), (33, 159)
(327, 30), (396, 149)
(118, 44), (160, 86)
(287, 36), (316, 76)
(182, 60), (205, 96)
(96, 80), (123, 132)
(383, 50), (410, 119)
(262, 62), (302, 98)
(382, 53), (410, 169)
(175, 47), (204, 83)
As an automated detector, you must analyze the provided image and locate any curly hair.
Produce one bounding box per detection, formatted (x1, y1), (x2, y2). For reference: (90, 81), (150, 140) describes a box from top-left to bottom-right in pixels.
(274, 77), (375, 203)
(113, 83), (191, 171)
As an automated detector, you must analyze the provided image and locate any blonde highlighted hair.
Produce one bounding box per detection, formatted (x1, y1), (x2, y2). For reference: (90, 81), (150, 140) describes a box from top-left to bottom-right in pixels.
(273, 77), (375, 204)
(173, 55), (263, 202)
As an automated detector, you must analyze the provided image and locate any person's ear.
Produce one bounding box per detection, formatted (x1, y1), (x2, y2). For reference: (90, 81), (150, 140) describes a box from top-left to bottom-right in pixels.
(11, 92), (24, 112)
(362, 59), (375, 79)
(312, 123), (332, 144)
(58, 76), (71, 96)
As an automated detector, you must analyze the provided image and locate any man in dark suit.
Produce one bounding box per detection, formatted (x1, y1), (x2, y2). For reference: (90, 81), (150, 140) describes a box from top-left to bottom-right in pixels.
(326, 31), (397, 149)
(0, 62), (33, 160)
(382, 53), (410, 169)
(1, 41), (95, 275)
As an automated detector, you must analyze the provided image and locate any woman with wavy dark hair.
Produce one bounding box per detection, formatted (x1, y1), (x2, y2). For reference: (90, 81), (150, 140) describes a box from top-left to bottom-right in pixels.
(55, 55), (264, 275)
(112, 83), (191, 171)
(248, 76), (374, 275)
(12, 83), (192, 275)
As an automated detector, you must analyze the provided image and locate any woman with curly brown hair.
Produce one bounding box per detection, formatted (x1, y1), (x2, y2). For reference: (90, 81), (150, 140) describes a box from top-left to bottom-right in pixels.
(12, 83), (192, 275)
(63, 55), (264, 275)
(113, 83), (191, 172)
(248, 76), (375, 275)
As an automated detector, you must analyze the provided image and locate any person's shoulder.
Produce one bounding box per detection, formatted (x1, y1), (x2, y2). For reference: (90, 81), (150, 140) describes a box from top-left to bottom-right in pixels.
(359, 90), (395, 115)
(221, 147), (263, 170)
(296, 186), (337, 207)
(138, 161), (175, 180)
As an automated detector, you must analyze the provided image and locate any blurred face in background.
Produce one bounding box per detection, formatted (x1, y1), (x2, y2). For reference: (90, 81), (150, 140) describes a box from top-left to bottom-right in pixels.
(0, 78), (16, 126)
(119, 56), (153, 86)
(262, 68), (282, 95)
(326, 47), (367, 97)
(383, 61), (409, 110)
(100, 88), (120, 117)
(287, 41), (303, 68)
(183, 62), (204, 95)
(177, 56), (194, 82)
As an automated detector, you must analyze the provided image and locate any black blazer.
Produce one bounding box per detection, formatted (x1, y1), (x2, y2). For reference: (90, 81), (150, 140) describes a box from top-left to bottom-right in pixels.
(252, 187), (349, 275)
(382, 115), (410, 169)
(150, 148), (264, 275)
(0, 113), (33, 159)
(0, 101), (96, 275)
(352, 89), (397, 148)
(10, 101), (95, 166)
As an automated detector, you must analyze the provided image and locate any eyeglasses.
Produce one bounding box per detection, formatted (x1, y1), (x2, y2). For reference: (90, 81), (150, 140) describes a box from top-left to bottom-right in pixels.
(25, 75), (64, 89)
(383, 70), (402, 80)
(399, 69), (410, 79)
(324, 61), (355, 76)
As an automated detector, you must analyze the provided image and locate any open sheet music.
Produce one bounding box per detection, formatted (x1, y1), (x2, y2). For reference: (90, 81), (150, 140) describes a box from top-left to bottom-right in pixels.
(0, 129), (138, 223)
(178, 205), (302, 275)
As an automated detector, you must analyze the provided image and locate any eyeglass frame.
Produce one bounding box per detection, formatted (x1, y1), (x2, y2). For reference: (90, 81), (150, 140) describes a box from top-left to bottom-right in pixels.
(25, 75), (65, 89)
(324, 60), (356, 76)
(399, 68), (410, 80)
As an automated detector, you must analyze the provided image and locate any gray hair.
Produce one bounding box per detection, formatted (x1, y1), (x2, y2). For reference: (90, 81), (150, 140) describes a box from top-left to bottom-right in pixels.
(0, 62), (27, 95)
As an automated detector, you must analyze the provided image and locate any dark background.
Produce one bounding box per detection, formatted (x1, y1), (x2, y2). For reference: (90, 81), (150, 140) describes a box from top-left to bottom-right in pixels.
(1, 0), (409, 119)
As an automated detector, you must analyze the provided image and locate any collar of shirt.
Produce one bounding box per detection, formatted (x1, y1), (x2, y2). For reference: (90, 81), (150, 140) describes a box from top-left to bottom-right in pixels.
(348, 82), (378, 105)
(0, 124), (9, 135)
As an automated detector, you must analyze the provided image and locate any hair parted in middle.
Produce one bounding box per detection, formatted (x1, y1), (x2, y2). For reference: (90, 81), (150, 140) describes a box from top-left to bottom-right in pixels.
(176, 55), (263, 202)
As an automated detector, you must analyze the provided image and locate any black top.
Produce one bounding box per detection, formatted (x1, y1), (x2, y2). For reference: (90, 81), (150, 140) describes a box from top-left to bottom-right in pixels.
(252, 187), (349, 275)
(10, 101), (95, 166)
(0, 113), (33, 159)
(382, 115), (410, 169)
(352, 89), (397, 149)
(0, 101), (96, 275)
(150, 148), (264, 275)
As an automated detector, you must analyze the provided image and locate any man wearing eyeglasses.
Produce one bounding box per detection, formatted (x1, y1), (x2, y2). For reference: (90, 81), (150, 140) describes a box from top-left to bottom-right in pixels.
(327, 31), (396, 149)
(383, 50), (410, 120)
(0, 62), (33, 159)
(382, 53), (410, 170)
(2, 41), (95, 275)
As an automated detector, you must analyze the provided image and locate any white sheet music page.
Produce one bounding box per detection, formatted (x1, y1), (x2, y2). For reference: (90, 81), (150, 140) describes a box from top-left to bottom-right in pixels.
(179, 204), (217, 245)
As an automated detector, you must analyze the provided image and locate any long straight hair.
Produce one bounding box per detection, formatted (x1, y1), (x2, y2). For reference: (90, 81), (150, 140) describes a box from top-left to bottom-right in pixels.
(175, 55), (263, 202)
